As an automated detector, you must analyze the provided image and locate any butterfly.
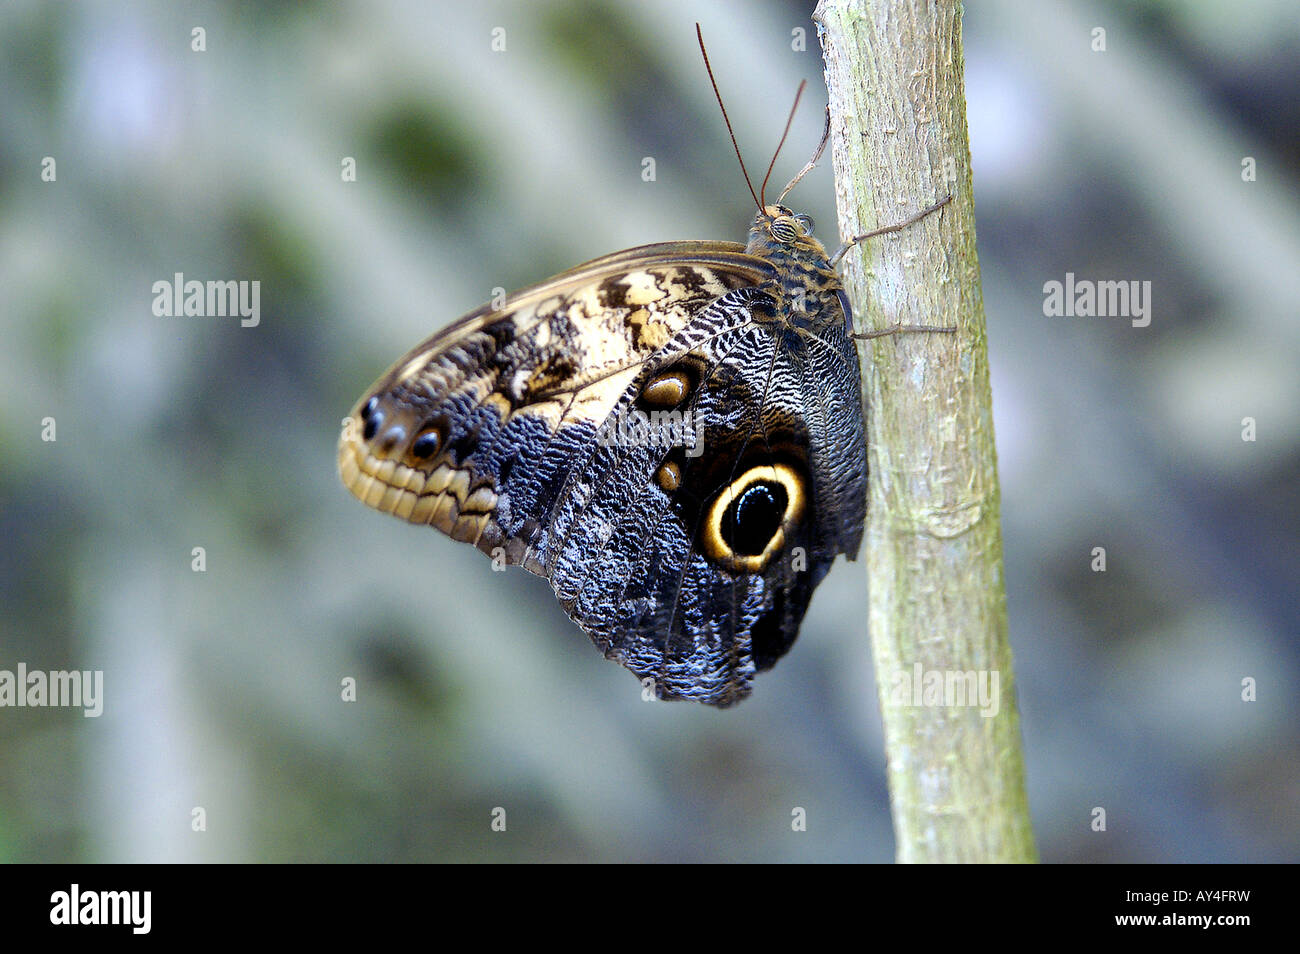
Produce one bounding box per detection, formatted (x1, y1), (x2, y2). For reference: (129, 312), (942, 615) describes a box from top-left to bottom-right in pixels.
(338, 28), (951, 706)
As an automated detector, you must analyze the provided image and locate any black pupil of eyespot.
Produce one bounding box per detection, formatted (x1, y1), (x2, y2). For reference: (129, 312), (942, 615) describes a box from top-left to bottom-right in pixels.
(361, 397), (381, 441)
(722, 482), (787, 556)
(412, 430), (440, 458)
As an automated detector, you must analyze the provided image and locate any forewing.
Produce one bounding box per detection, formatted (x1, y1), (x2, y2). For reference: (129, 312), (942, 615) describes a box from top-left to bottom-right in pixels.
(338, 243), (774, 563)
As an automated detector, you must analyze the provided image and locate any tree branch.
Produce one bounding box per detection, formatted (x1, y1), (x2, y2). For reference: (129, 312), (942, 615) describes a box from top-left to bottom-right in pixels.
(814, 0), (1036, 863)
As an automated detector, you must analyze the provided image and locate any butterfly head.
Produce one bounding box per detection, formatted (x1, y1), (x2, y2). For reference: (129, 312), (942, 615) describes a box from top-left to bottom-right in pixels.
(749, 205), (827, 258)
(747, 204), (838, 285)
(745, 204), (849, 334)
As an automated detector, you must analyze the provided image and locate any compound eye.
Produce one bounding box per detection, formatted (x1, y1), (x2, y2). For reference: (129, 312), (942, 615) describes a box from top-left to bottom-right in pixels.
(793, 213), (814, 234)
(770, 217), (800, 243)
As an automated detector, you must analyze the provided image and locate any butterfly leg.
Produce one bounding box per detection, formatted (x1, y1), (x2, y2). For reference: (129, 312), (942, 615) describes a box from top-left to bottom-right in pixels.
(851, 322), (956, 340)
(834, 193), (956, 339)
(828, 193), (953, 268)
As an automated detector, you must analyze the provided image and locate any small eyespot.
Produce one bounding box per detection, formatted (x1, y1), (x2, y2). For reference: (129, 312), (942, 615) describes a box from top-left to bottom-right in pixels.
(635, 358), (705, 413)
(360, 396), (383, 441)
(379, 425), (406, 453)
(794, 213), (814, 234)
(655, 460), (682, 493)
(640, 368), (691, 407)
(411, 423), (444, 460)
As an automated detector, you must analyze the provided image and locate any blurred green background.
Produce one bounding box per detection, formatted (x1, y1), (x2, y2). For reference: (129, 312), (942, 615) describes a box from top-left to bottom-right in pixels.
(1, 0), (1297, 862)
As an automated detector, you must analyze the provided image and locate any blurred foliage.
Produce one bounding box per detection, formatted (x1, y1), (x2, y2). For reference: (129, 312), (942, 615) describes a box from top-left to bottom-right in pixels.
(0, 0), (1297, 862)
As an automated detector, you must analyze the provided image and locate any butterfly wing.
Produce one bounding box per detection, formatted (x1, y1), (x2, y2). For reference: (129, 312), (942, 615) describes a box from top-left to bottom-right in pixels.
(339, 241), (771, 557)
(339, 243), (865, 705)
(538, 289), (867, 705)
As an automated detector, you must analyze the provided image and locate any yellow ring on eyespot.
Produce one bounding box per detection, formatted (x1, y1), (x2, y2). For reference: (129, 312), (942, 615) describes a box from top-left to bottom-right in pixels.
(702, 462), (806, 573)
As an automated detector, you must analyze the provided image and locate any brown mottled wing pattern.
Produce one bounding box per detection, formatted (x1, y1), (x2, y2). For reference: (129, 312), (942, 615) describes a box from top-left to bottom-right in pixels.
(339, 225), (867, 706)
(339, 241), (771, 557)
(537, 284), (866, 705)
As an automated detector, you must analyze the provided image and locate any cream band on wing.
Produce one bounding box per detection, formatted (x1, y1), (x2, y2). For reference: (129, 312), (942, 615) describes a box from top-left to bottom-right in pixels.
(337, 424), (498, 545)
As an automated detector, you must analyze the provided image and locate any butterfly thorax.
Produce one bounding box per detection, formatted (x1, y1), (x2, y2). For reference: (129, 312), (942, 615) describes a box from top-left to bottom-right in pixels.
(745, 204), (847, 333)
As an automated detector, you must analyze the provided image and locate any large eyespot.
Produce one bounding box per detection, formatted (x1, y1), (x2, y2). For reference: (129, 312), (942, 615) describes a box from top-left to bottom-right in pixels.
(793, 213), (814, 234)
(702, 463), (807, 572)
(725, 483), (786, 554)
(769, 217), (800, 244)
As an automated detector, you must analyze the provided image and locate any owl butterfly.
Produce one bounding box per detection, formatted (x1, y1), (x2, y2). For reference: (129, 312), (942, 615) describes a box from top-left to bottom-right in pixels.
(338, 27), (952, 706)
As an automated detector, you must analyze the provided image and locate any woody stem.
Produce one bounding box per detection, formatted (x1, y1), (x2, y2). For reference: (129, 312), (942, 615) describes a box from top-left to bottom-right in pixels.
(815, 0), (1036, 863)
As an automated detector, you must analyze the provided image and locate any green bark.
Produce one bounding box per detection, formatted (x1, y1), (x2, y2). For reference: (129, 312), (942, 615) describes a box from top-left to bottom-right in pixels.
(814, 0), (1037, 863)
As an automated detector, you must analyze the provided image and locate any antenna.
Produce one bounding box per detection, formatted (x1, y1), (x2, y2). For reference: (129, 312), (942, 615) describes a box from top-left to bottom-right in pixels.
(696, 24), (761, 212)
(776, 106), (830, 205)
(760, 80), (806, 207)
